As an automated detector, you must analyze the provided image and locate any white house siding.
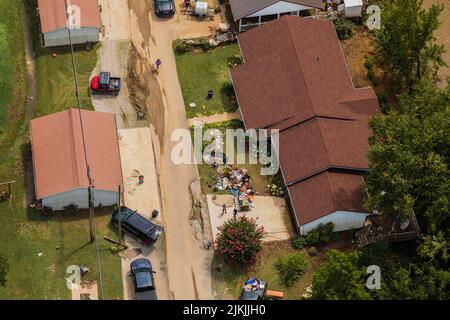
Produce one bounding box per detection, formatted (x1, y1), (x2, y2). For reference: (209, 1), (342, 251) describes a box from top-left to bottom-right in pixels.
(43, 27), (99, 47)
(299, 210), (370, 234)
(247, 2), (312, 18)
(42, 188), (118, 211)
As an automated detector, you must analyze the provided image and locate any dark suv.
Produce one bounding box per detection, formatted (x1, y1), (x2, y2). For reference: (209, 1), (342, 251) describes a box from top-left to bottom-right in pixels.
(155, 0), (175, 17)
(112, 206), (164, 244)
(130, 258), (157, 300)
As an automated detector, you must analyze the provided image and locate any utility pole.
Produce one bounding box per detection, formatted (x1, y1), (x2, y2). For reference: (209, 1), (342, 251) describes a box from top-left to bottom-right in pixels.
(117, 185), (122, 246)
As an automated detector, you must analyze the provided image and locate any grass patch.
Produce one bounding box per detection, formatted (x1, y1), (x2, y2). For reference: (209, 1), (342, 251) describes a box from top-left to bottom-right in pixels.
(0, 1), (123, 299)
(175, 43), (240, 118)
(25, 0), (97, 117)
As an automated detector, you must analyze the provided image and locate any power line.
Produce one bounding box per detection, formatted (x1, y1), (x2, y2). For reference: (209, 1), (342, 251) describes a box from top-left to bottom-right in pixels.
(64, 0), (104, 300)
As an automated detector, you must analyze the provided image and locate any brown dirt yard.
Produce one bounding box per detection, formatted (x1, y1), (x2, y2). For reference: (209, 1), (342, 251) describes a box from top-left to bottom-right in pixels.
(423, 0), (450, 85)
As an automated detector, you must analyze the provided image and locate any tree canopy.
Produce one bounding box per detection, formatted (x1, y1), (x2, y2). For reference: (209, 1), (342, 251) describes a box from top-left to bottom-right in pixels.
(363, 82), (450, 236)
(374, 0), (446, 92)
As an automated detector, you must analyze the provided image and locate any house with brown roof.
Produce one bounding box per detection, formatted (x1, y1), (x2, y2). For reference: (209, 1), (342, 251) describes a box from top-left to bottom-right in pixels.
(30, 109), (123, 211)
(228, 0), (323, 31)
(230, 16), (379, 234)
(37, 0), (102, 47)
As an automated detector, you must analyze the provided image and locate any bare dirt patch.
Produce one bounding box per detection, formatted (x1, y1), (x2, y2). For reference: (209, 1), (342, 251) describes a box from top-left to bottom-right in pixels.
(341, 26), (374, 88)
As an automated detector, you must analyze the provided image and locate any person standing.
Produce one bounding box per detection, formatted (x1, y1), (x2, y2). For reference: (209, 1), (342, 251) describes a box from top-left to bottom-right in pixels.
(233, 208), (238, 220)
(155, 58), (162, 70)
(221, 203), (227, 216)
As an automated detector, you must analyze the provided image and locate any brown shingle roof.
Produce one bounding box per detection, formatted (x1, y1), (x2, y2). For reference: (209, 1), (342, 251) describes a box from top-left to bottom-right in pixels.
(231, 16), (379, 227)
(229, 0), (323, 21)
(288, 171), (367, 225)
(31, 109), (123, 199)
(38, 0), (101, 33)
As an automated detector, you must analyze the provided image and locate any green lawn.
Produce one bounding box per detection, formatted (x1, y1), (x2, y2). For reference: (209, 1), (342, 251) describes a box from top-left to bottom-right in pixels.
(26, 0), (96, 117)
(0, 1), (123, 299)
(175, 43), (240, 118)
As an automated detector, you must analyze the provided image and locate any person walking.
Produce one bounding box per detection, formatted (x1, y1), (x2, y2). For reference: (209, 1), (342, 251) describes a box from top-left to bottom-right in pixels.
(221, 203), (227, 216)
(233, 208), (238, 220)
(155, 58), (162, 70)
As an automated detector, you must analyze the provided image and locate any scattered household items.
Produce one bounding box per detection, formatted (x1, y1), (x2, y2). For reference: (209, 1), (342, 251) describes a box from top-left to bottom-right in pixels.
(154, 0), (175, 17)
(37, 0), (102, 47)
(337, 0), (363, 18)
(111, 206), (164, 245)
(90, 71), (121, 96)
(218, 22), (230, 33)
(356, 213), (421, 247)
(30, 109), (123, 211)
(129, 258), (158, 300)
(266, 290), (284, 300)
(0, 180), (15, 202)
(240, 278), (267, 300)
(189, 102), (197, 108)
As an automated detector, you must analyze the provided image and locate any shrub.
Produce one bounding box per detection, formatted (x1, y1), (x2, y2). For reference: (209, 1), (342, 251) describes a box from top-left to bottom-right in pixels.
(275, 252), (308, 287)
(228, 55), (243, 68)
(364, 56), (378, 87)
(292, 235), (308, 249)
(307, 247), (318, 257)
(214, 216), (265, 264)
(333, 18), (354, 40)
(305, 222), (336, 246)
(63, 204), (79, 215)
(221, 81), (235, 97)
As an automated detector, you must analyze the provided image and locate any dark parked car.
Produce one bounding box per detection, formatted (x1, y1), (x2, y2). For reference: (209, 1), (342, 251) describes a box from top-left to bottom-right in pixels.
(130, 258), (157, 300)
(155, 0), (175, 17)
(112, 206), (164, 245)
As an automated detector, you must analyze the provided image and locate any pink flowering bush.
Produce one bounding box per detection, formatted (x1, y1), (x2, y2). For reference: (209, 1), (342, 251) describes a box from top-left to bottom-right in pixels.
(214, 216), (265, 264)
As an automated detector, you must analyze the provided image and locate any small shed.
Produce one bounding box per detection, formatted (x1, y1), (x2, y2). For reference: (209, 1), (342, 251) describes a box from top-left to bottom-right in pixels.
(37, 0), (102, 47)
(337, 0), (363, 18)
(30, 109), (123, 211)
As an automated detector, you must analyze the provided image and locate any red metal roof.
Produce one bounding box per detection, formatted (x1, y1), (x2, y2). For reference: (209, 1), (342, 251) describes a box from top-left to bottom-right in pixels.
(37, 0), (101, 33)
(231, 16), (379, 227)
(31, 109), (123, 199)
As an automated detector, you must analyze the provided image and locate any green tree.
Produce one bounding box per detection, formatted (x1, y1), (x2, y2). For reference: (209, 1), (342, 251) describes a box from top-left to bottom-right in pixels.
(364, 82), (450, 234)
(312, 250), (372, 300)
(374, 0), (446, 92)
(0, 254), (8, 287)
(275, 252), (308, 287)
(214, 216), (264, 264)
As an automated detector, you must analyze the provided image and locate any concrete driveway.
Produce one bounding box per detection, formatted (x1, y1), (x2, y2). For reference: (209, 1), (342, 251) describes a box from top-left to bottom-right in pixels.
(207, 195), (295, 242)
(118, 127), (170, 300)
